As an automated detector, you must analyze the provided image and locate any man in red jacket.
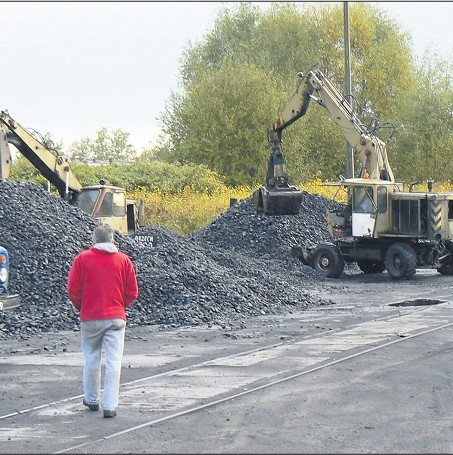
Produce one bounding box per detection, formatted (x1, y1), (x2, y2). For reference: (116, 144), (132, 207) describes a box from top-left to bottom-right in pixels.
(68, 223), (139, 418)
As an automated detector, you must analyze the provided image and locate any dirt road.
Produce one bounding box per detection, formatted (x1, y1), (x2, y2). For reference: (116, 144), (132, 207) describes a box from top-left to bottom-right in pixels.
(1, 269), (453, 453)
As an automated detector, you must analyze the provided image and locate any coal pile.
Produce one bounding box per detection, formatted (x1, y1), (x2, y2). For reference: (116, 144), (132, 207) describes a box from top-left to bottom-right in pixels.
(191, 193), (338, 259)
(0, 181), (337, 340)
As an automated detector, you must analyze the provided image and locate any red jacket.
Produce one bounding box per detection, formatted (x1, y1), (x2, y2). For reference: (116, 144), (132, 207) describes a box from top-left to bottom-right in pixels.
(68, 245), (139, 321)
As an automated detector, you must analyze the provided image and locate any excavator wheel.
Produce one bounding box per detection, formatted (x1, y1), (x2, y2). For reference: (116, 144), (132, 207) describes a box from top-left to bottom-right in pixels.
(437, 242), (453, 275)
(437, 264), (453, 275)
(384, 243), (416, 279)
(310, 244), (345, 278)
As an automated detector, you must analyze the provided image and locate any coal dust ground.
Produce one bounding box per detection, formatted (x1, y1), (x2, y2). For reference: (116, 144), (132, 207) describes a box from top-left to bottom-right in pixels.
(2, 268), (453, 453)
(2, 181), (453, 453)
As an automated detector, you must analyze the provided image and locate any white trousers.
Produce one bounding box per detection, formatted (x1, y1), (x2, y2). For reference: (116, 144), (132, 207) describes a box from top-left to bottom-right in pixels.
(81, 318), (126, 411)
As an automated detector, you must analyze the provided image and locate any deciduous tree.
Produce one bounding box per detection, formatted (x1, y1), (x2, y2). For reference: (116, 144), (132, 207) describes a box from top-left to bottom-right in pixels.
(160, 2), (416, 185)
(68, 128), (137, 163)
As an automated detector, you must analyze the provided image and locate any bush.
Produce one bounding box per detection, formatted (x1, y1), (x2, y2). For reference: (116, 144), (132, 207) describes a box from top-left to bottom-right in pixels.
(129, 186), (252, 236)
(12, 155), (453, 236)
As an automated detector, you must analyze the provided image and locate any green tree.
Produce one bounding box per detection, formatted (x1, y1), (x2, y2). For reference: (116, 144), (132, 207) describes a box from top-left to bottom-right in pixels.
(161, 2), (416, 185)
(394, 48), (453, 182)
(161, 60), (282, 186)
(68, 128), (137, 163)
(140, 133), (174, 163)
(10, 154), (46, 185)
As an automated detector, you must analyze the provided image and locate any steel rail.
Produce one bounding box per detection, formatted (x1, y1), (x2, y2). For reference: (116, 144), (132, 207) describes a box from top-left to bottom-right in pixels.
(0, 301), (441, 423)
(54, 317), (453, 454)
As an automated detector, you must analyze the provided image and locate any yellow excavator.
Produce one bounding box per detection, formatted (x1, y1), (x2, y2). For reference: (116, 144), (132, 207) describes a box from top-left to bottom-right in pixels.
(255, 69), (453, 279)
(0, 111), (142, 235)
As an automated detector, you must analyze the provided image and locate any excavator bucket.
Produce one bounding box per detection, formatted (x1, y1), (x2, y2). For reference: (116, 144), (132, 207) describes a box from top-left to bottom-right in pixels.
(253, 186), (304, 216)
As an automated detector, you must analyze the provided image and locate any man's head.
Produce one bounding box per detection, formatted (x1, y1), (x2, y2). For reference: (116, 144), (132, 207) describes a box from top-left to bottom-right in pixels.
(92, 224), (115, 244)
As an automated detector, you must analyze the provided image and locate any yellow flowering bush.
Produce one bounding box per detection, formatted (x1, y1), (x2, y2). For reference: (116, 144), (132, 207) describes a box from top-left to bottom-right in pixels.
(129, 186), (253, 236)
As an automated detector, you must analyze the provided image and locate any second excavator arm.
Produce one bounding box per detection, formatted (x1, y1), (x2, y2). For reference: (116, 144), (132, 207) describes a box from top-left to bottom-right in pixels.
(264, 73), (314, 190)
(0, 111), (83, 201)
(254, 74), (315, 215)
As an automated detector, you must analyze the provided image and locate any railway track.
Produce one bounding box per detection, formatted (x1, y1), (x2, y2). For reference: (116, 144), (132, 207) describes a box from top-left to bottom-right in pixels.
(1, 287), (452, 454)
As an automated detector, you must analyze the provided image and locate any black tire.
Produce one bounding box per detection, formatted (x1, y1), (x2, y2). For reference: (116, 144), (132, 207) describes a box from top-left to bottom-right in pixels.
(357, 260), (385, 274)
(384, 243), (416, 279)
(311, 244), (345, 278)
(437, 242), (453, 275)
(437, 264), (453, 275)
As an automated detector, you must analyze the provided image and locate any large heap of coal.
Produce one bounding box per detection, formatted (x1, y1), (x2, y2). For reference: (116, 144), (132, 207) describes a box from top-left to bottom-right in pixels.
(0, 181), (337, 339)
(191, 193), (336, 258)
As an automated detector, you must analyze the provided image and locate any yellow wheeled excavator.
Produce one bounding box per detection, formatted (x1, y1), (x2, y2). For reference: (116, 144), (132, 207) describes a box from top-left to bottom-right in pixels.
(0, 111), (142, 235)
(255, 69), (453, 279)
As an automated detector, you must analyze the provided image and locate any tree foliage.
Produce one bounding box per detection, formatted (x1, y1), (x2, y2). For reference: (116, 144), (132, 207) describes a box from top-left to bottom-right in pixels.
(11, 2), (453, 191)
(160, 60), (282, 186)
(68, 127), (137, 163)
(159, 2), (426, 185)
(11, 157), (233, 196)
(393, 48), (453, 182)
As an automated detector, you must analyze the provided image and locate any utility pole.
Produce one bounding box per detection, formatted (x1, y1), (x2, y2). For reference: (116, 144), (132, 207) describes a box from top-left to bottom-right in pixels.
(344, 1), (354, 178)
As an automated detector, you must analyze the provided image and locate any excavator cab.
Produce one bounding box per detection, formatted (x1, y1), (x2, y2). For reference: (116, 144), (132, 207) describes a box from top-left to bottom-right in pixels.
(74, 184), (138, 235)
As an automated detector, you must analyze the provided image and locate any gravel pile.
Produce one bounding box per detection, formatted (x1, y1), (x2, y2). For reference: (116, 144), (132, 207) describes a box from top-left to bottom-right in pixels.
(0, 181), (338, 339)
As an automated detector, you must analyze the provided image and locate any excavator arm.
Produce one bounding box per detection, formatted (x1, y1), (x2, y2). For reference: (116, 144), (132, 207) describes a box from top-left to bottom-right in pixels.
(0, 111), (83, 201)
(264, 73), (314, 188)
(255, 69), (394, 215)
(254, 74), (315, 215)
(305, 70), (394, 182)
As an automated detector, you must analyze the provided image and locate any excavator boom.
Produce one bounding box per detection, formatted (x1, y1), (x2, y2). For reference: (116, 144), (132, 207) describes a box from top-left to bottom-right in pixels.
(0, 125), (12, 181)
(305, 70), (394, 182)
(0, 111), (83, 200)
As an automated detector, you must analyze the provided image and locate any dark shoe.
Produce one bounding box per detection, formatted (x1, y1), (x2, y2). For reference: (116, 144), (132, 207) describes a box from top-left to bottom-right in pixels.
(103, 409), (117, 418)
(83, 399), (99, 411)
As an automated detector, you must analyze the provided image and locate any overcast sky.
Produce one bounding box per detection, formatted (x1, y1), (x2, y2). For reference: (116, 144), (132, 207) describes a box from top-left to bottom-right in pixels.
(1, 1), (452, 154)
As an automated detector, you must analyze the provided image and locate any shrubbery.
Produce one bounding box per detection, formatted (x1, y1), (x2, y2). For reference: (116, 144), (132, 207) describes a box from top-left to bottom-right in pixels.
(129, 186), (252, 236)
(12, 158), (453, 236)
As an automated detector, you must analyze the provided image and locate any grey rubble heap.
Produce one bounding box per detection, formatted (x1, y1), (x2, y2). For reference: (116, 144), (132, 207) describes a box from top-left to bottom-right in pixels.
(0, 181), (336, 339)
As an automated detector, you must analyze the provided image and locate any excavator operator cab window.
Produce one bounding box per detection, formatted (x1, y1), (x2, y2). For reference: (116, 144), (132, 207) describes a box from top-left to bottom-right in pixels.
(98, 191), (113, 217)
(352, 186), (374, 213)
(377, 186), (388, 213)
(448, 200), (453, 220)
(98, 191), (126, 217)
(74, 189), (101, 216)
(113, 192), (126, 216)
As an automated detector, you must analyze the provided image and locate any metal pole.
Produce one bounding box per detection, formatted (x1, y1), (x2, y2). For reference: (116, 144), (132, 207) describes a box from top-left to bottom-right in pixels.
(344, 1), (354, 178)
